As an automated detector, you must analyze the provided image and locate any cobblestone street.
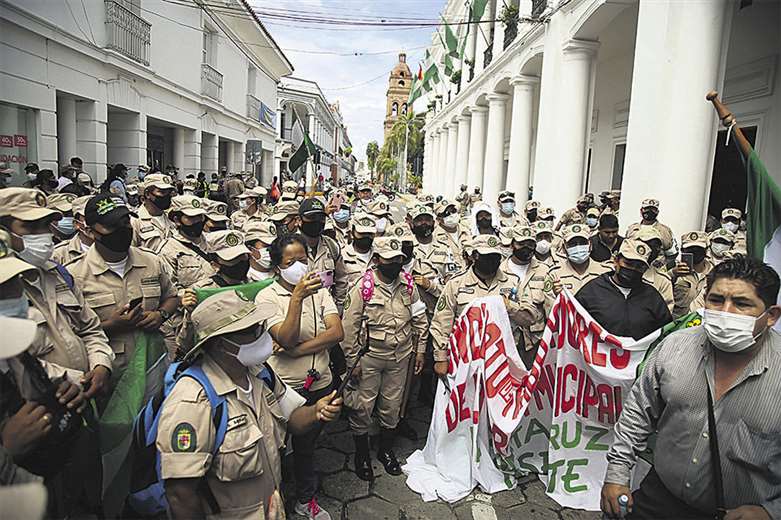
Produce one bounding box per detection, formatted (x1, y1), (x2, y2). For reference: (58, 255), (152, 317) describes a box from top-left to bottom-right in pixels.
(282, 397), (599, 520)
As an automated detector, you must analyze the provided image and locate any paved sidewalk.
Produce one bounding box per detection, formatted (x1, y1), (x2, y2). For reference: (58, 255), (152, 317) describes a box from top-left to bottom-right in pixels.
(282, 397), (599, 520)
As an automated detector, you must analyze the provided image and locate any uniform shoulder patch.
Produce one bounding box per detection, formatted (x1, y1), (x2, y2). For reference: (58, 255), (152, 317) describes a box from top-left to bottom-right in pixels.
(171, 422), (197, 452)
(344, 292), (352, 311)
(436, 297), (446, 311)
(543, 278), (553, 293)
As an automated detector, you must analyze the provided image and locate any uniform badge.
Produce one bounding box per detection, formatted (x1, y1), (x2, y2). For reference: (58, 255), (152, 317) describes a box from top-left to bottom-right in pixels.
(270, 225), (277, 236)
(216, 204), (227, 215)
(389, 239), (400, 250)
(171, 422), (196, 452)
(344, 293), (351, 311)
(191, 199), (201, 208)
(35, 192), (47, 207)
(226, 233), (240, 247)
(543, 279), (553, 293)
(394, 227), (404, 237)
(436, 297), (446, 311)
(636, 244), (647, 256)
(487, 237), (498, 247)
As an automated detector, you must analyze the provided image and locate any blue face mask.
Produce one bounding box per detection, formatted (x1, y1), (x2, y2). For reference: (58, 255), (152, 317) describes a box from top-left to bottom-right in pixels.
(334, 209), (350, 224)
(55, 216), (76, 236)
(0, 296), (30, 319)
(501, 202), (515, 215)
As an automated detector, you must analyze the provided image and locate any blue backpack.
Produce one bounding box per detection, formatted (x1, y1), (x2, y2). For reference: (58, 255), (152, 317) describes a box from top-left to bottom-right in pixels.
(127, 360), (276, 516)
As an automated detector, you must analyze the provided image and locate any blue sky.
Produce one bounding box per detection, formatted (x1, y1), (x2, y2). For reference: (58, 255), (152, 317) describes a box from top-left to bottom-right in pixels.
(253, 0), (446, 161)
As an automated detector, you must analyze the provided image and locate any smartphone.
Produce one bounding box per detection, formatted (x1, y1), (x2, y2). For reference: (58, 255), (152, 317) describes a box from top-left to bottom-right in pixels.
(128, 297), (143, 311)
(681, 253), (694, 270)
(317, 270), (334, 289)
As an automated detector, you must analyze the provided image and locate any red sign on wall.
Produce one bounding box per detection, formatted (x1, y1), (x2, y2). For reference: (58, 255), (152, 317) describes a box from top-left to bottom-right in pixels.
(0, 136), (12, 147)
(14, 135), (27, 147)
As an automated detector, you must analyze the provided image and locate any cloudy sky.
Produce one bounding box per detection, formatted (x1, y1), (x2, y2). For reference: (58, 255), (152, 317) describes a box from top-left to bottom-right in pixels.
(253, 0), (446, 162)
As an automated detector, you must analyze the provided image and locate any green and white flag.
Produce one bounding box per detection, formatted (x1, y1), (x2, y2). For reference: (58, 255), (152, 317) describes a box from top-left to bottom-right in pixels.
(288, 121), (316, 174)
(443, 18), (459, 58)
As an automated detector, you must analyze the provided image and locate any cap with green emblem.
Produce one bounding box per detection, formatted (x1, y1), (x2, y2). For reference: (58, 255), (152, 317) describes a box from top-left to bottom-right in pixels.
(373, 236), (406, 260)
(352, 212), (377, 234)
(512, 225), (536, 244)
(472, 234), (502, 255)
(170, 195), (207, 217)
(618, 239), (651, 267)
(208, 230), (250, 261)
(562, 224), (590, 242)
(0, 187), (61, 222)
(408, 204), (435, 220)
(244, 221), (277, 245)
(186, 290), (267, 359)
(681, 231), (707, 248)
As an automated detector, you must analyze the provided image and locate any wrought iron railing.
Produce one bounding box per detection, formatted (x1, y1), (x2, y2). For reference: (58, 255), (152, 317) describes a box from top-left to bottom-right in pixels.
(104, 0), (150, 65)
(483, 45), (493, 68)
(201, 63), (223, 102)
(503, 21), (518, 49)
(532, 0), (548, 19)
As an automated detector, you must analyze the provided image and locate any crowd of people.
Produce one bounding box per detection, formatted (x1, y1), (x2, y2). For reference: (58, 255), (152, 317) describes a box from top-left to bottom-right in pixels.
(0, 155), (778, 520)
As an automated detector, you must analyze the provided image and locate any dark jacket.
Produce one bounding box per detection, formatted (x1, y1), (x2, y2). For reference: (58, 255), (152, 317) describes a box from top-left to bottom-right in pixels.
(590, 234), (623, 262)
(575, 272), (671, 339)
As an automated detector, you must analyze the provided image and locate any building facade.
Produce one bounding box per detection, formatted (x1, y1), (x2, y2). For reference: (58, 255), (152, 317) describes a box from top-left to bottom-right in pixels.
(329, 101), (356, 184)
(0, 0), (291, 185)
(421, 0), (781, 240)
(384, 53), (412, 140)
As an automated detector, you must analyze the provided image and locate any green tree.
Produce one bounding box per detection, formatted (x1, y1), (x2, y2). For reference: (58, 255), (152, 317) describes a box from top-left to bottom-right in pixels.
(386, 112), (424, 172)
(366, 141), (380, 173)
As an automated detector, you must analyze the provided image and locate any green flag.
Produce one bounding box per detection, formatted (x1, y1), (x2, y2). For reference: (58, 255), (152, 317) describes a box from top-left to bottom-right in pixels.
(470, 0), (488, 22)
(100, 332), (167, 517)
(408, 64), (423, 104)
(194, 278), (276, 304)
(745, 149), (781, 262)
(444, 19), (459, 58)
(288, 130), (316, 174)
(637, 311), (702, 377)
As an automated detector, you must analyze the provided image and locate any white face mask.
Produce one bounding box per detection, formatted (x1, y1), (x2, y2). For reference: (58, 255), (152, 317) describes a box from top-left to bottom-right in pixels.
(566, 244), (590, 265)
(443, 214), (460, 229)
(536, 240), (551, 256)
(711, 242), (731, 257)
(279, 261), (308, 285)
(722, 222), (739, 233)
(0, 296), (29, 318)
(586, 217), (598, 228)
(703, 309), (765, 353)
(225, 332), (273, 367)
(19, 233), (55, 267)
(239, 199), (249, 210)
(256, 247), (272, 269)
(376, 217), (387, 233)
(501, 202), (515, 215)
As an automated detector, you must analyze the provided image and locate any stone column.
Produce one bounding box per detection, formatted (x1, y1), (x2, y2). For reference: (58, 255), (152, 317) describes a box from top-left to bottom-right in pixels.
(56, 97), (77, 166)
(462, 20), (477, 90)
(173, 127), (185, 175)
(106, 111), (145, 171)
(466, 106), (488, 192)
(183, 129), (201, 176)
(437, 124), (450, 192)
(422, 132), (433, 193)
(225, 140), (235, 174)
(505, 75), (538, 204)
(75, 99), (107, 181)
(445, 123), (459, 198)
(621, 0), (731, 235)
(201, 132), (218, 174)
(427, 130), (441, 194)
(455, 114), (471, 194)
(235, 141), (246, 173)
(482, 93), (509, 205)
(492, 5), (506, 61)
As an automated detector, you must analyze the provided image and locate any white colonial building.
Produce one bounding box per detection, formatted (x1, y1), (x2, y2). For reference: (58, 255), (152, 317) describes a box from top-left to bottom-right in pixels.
(0, 0), (291, 185)
(422, 0), (781, 237)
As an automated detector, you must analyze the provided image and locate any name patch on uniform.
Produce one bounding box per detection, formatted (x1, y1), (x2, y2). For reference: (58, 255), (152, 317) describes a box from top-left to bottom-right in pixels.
(226, 414), (248, 431)
(457, 287), (475, 295)
(171, 422), (196, 452)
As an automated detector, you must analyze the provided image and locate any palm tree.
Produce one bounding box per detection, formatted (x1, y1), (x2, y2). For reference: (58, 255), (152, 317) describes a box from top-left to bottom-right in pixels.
(366, 141), (380, 174)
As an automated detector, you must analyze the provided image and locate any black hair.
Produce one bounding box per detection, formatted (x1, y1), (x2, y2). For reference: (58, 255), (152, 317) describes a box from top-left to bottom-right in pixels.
(706, 255), (780, 308)
(269, 233), (308, 268)
(599, 214), (619, 230)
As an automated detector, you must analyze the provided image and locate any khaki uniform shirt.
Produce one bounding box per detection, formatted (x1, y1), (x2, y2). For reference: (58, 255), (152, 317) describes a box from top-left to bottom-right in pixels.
(341, 272), (428, 365)
(51, 234), (88, 265)
(413, 239), (456, 316)
(556, 208), (586, 230)
(230, 210), (265, 231)
(67, 246), (177, 377)
(433, 226), (465, 272)
(733, 230), (747, 255)
(626, 221), (674, 251)
(157, 354), (289, 519)
(501, 257), (558, 351)
(430, 269), (542, 362)
(498, 212), (527, 230)
(131, 205), (175, 252)
(308, 236), (347, 307)
(333, 245), (372, 312)
(158, 231), (216, 292)
(455, 191), (472, 216)
(255, 283), (338, 392)
(333, 222), (350, 248)
(672, 260), (713, 319)
(642, 266), (674, 314)
(224, 178), (245, 212)
(550, 254), (612, 295)
(23, 264), (114, 378)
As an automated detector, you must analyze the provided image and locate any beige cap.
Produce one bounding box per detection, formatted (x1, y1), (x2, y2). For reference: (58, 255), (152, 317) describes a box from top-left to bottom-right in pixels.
(237, 190), (258, 199)
(126, 184), (139, 196)
(608, 190), (621, 199)
(498, 190), (515, 202)
(368, 199), (391, 217)
(280, 180), (298, 200)
(373, 236), (405, 260)
(562, 224), (590, 242)
(244, 221), (278, 245)
(434, 199), (456, 216)
(525, 200), (540, 211)
(532, 220), (553, 236)
(709, 228), (736, 244)
(352, 213), (377, 234)
(206, 200), (230, 222)
(472, 234), (502, 255)
(409, 204), (435, 220)
(357, 181), (372, 192)
(0, 317), (37, 360)
(498, 226), (513, 246)
(209, 230), (250, 261)
(386, 222), (413, 241)
(512, 224), (536, 243)
(538, 207), (555, 220)
(641, 198), (659, 209)
(47, 193), (77, 213)
(721, 208), (742, 220)
(586, 207), (600, 218)
(268, 200), (300, 222)
(634, 225), (663, 243)
(251, 186), (268, 197)
(618, 239), (651, 267)
(681, 231), (707, 248)
(188, 290), (266, 358)
(77, 172), (93, 185)
(0, 229), (36, 285)
(71, 195), (91, 217)
(0, 188), (61, 221)
(142, 173), (174, 191)
(170, 195), (207, 217)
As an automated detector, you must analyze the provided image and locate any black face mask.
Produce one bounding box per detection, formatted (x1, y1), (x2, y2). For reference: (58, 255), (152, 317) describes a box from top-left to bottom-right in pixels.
(220, 259), (250, 281)
(615, 266), (645, 288)
(684, 247), (707, 265)
(526, 210), (538, 222)
(413, 224), (433, 239)
(474, 254), (502, 278)
(477, 218), (493, 231)
(401, 242), (414, 262)
(641, 210), (658, 222)
(96, 226), (133, 253)
(301, 220), (325, 238)
(378, 261), (403, 280)
(512, 247), (534, 263)
(353, 237), (373, 252)
(180, 220), (205, 238)
(150, 193), (172, 211)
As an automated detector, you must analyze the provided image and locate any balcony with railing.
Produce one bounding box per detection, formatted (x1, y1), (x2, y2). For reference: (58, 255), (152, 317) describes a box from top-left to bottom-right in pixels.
(104, 0), (151, 65)
(201, 63), (223, 102)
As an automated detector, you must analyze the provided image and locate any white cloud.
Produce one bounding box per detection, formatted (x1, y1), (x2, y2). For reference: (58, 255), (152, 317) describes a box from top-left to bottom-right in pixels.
(252, 0), (445, 161)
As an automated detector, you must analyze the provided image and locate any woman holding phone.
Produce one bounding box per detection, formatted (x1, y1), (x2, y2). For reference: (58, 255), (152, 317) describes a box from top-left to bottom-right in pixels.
(254, 233), (344, 520)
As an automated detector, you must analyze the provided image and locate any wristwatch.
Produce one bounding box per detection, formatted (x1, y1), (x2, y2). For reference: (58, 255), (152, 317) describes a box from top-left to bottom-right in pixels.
(158, 308), (171, 322)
